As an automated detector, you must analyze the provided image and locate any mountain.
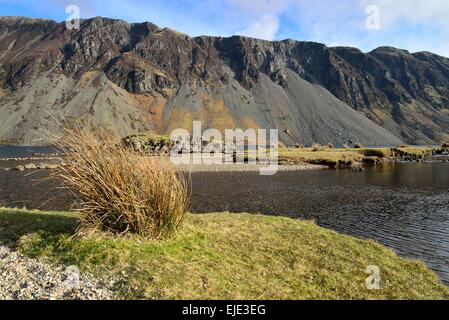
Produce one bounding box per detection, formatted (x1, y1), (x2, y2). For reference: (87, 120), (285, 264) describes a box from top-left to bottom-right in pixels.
(1, 16), (448, 146)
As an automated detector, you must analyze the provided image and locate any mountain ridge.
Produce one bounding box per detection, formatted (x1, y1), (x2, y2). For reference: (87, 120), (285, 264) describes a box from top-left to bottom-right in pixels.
(1, 16), (448, 145)
(1, 16), (445, 58)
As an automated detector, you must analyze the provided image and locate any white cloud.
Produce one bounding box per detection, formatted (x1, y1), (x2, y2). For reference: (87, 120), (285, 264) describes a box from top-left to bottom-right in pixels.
(7, 0), (449, 56)
(362, 0), (449, 30)
(281, 0), (449, 57)
(228, 0), (293, 40)
(237, 14), (279, 40)
(358, 0), (449, 56)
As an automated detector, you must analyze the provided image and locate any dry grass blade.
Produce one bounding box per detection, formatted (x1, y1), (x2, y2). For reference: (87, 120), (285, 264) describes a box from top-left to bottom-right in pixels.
(50, 124), (190, 239)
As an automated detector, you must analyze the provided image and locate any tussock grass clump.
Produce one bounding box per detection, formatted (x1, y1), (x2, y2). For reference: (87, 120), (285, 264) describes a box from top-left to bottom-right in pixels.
(311, 143), (334, 151)
(396, 144), (411, 148)
(311, 144), (326, 152)
(53, 127), (190, 239)
(360, 149), (389, 158)
(442, 142), (449, 148)
(353, 143), (363, 149)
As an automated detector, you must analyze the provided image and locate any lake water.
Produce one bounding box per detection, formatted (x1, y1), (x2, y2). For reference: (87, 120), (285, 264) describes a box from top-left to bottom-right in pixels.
(0, 146), (56, 158)
(1, 146), (449, 285)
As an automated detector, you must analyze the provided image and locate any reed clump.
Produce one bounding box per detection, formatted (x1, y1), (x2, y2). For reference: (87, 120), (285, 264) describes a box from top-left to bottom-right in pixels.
(311, 144), (326, 152)
(53, 126), (190, 239)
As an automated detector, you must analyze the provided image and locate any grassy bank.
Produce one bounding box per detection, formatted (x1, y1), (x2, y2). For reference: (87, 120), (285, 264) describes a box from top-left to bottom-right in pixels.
(1, 208), (448, 300)
(279, 146), (444, 168)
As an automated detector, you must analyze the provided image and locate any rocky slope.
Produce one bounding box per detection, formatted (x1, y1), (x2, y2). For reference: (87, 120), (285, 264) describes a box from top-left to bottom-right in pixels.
(1, 16), (448, 145)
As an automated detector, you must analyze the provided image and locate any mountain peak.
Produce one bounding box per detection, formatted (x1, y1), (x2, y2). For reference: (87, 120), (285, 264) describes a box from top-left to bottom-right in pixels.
(0, 16), (57, 26)
(370, 46), (411, 55)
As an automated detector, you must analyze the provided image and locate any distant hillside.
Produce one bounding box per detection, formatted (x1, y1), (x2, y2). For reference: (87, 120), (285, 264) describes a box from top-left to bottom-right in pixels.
(1, 16), (447, 146)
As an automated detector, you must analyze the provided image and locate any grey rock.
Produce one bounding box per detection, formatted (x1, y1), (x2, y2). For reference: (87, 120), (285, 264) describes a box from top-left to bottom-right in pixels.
(24, 163), (37, 170)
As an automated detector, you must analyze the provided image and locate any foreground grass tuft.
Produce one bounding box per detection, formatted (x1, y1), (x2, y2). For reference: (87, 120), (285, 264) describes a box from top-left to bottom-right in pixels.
(52, 126), (189, 239)
(1, 208), (448, 300)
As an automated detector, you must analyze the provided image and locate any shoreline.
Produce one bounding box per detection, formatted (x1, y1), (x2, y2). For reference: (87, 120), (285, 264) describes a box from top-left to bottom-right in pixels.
(175, 162), (326, 172)
(1, 145), (448, 172)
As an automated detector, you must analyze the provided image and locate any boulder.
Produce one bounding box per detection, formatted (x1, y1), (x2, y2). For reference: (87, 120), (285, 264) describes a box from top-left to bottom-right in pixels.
(37, 163), (47, 169)
(24, 163), (37, 170)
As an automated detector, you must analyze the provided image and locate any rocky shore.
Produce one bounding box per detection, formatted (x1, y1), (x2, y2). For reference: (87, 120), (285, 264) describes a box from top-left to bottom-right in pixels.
(3, 163), (61, 171)
(175, 163), (325, 172)
(0, 155), (64, 171)
(0, 246), (113, 300)
(1, 146), (448, 173)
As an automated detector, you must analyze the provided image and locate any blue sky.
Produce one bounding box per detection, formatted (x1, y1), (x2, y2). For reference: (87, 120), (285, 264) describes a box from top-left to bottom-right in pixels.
(1, 0), (448, 57)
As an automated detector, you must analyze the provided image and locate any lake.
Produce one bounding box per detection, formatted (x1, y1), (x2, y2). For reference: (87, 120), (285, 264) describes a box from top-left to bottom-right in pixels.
(1, 146), (449, 285)
(191, 162), (449, 285)
(0, 146), (56, 158)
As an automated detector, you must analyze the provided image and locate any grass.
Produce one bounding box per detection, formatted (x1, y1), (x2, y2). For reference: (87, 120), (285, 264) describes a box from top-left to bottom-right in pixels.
(279, 147), (367, 167)
(51, 125), (189, 239)
(279, 146), (442, 167)
(1, 208), (448, 300)
(391, 146), (440, 157)
(311, 144), (327, 152)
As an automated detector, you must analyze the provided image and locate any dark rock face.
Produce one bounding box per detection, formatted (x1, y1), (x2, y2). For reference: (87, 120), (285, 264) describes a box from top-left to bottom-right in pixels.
(0, 16), (448, 145)
(327, 46), (449, 143)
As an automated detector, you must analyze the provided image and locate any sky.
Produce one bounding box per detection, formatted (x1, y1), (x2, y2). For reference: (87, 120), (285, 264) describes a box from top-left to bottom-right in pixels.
(1, 0), (448, 57)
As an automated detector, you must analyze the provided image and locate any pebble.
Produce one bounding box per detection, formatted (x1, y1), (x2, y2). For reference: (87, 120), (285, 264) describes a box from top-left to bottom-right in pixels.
(37, 163), (59, 170)
(1, 163), (60, 171)
(24, 163), (37, 170)
(0, 246), (114, 300)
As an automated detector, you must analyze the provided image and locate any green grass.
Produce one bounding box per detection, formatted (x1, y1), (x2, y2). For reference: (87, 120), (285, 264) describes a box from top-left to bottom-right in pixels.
(391, 146), (439, 157)
(279, 146), (441, 167)
(1, 208), (448, 300)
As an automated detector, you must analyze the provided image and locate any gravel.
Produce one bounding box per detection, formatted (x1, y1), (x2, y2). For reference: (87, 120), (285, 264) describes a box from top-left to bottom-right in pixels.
(0, 246), (113, 300)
